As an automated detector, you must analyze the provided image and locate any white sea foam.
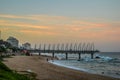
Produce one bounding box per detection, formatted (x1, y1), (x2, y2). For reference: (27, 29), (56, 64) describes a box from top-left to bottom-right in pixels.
(49, 57), (120, 79)
(49, 60), (88, 72)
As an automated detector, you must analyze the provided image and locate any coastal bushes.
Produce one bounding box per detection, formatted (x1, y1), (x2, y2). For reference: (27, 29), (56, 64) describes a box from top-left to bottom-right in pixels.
(0, 58), (33, 80)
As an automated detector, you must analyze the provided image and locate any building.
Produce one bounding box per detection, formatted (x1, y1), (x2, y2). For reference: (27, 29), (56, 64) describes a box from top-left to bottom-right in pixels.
(22, 42), (31, 50)
(0, 40), (11, 48)
(6, 36), (19, 47)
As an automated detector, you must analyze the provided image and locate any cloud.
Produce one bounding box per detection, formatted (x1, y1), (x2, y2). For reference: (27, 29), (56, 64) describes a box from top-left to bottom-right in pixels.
(0, 14), (120, 42)
(0, 14), (106, 27)
(0, 14), (25, 19)
(20, 29), (58, 36)
(0, 20), (6, 22)
(0, 14), (68, 22)
(0, 14), (109, 29)
(0, 19), (51, 30)
(0, 14), (103, 33)
(72, 20), (107, 27)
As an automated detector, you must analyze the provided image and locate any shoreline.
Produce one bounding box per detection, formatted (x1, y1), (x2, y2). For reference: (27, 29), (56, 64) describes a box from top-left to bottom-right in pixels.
(3, 55), (120, 80)
(49, 59), (120, 79)
(49, 60), (88, 72)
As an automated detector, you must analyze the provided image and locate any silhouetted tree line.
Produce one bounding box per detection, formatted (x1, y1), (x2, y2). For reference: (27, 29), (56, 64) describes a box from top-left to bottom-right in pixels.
(0, 40), (19, 53)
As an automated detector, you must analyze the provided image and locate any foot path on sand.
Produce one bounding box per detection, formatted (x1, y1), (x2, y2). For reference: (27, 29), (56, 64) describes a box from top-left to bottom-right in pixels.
(3, 56), (120, 80)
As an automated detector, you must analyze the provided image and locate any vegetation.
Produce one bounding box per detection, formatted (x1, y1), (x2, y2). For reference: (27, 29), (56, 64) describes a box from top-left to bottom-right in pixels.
(0, 40), (37, 80)
(0, 40), (20, 56)
(0, 46), (5, 53)
(0, 57), (36, 80)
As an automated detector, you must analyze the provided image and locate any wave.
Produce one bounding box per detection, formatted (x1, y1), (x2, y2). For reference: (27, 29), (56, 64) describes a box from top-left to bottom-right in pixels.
(49, 56), (120, 79)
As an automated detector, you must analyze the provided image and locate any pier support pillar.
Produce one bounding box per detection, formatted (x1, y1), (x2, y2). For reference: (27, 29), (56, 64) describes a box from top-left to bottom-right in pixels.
(91, 53), (94, 59)
(78, 53), (81, 60)
(39, 52), (41, 56)
(52, 52), (55, 58)
(66, 53), (68, 60)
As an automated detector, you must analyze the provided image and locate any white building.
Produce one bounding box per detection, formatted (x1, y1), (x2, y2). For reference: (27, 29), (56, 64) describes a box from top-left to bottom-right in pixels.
(22, 42), (31, 50)
(6, 36), (19, 47)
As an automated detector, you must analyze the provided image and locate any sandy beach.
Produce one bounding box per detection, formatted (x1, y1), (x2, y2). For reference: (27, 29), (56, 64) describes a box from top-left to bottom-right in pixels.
(3, 56), (120, 80)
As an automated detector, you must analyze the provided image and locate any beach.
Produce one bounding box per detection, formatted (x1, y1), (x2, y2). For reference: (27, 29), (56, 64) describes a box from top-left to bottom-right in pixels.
(2, 55), (120, 80)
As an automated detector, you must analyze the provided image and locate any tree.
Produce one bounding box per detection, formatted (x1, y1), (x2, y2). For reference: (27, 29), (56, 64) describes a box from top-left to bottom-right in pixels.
(0, 46), (6, 52)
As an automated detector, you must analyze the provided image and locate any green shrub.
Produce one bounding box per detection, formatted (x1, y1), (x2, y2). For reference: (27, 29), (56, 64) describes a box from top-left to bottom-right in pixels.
(0, 61), (11, 72)
(0, 61), (33, 80)
(0, 70), (31, 80)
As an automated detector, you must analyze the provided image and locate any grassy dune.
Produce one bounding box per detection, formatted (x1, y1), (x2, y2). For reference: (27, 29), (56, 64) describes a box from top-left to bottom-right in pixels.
(0, 57), (33, 80)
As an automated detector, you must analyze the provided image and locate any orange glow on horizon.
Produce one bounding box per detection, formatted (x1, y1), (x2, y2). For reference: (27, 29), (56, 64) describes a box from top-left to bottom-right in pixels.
(0, 14), (120, 45)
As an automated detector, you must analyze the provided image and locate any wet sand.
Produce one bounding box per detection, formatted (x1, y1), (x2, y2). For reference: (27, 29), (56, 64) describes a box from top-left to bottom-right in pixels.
(3, 56), (120, 80)
(51, 59), (120, 79)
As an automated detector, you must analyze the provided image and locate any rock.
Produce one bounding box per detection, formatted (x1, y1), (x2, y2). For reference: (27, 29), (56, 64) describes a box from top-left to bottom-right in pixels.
(101, 72), (104, 74)
(27, 69), (32, 73)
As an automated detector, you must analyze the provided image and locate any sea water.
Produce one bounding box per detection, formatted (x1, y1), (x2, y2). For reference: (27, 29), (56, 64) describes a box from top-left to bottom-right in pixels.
(49, 52), (120, 79)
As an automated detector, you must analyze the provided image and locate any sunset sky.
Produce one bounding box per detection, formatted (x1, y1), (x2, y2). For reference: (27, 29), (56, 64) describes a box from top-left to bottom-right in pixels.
(0, 0), (120, 52)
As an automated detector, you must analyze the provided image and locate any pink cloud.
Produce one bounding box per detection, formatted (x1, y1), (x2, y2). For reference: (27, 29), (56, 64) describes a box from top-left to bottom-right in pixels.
(20, 30), (57, 36)
(0, 14), (120, 42)
(0, 19), (51, 30)
(0, 14), (69, 22)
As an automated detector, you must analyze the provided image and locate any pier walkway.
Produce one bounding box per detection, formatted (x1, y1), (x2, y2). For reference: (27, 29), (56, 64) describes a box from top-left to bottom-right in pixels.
(28, 43), (99, 60)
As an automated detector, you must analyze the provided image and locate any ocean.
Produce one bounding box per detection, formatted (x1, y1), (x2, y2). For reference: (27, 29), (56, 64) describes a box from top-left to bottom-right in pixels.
(48, 52), (120, 79)
(32, 52), (120, 78)
(99, 52), (120, 59)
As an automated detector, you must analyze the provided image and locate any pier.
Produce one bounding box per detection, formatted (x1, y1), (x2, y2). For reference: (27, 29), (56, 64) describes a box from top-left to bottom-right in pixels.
(28, 43), (99, 60)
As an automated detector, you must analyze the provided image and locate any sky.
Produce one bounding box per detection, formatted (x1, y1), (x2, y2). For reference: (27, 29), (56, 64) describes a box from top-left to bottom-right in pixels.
(0, 0), (120, 52)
